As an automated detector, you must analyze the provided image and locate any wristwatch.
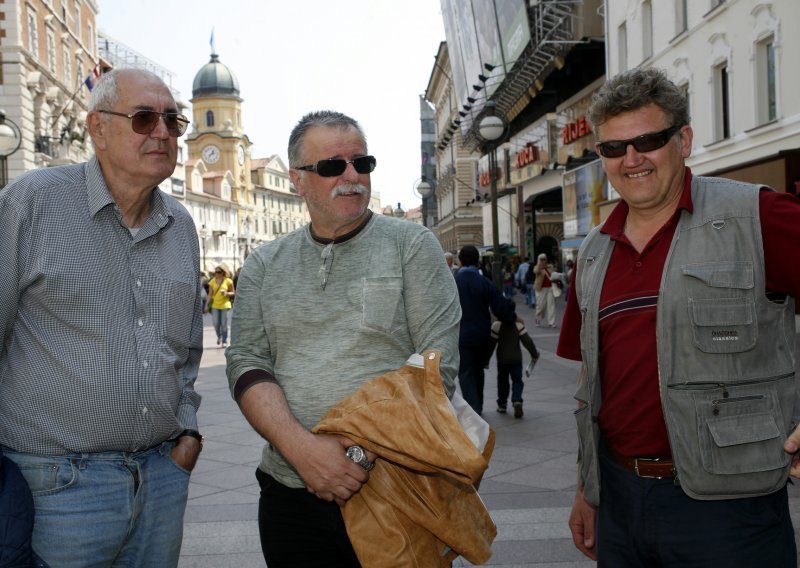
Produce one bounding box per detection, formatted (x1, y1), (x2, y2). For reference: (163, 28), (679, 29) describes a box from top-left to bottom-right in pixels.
(345, 445), (374, 471)
(179, 429), (204, 452)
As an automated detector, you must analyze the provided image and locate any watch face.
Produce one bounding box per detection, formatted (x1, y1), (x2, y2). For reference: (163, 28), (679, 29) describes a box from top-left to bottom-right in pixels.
(237, 144), (245, 165)
(203, 145), (220, 164)
(346, 446), (365, 463)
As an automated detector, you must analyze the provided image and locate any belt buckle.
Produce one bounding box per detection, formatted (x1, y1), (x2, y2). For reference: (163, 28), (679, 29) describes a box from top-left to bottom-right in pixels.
(633, 456), (666, 479)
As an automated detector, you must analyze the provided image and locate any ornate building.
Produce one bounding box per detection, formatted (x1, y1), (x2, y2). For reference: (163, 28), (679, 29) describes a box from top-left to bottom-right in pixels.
(0, 0), (101, 186)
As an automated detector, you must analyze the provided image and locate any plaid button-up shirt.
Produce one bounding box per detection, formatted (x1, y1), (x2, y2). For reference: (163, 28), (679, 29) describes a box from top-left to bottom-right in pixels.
(0, 158), (203, 454)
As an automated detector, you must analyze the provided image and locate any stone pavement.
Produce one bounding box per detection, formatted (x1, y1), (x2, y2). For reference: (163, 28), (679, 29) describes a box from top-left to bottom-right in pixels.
(179, 306), (800, 567)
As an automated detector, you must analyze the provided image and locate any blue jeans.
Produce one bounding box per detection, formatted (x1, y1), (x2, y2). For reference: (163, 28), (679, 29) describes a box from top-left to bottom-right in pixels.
(496, 362), (524, 405)
(211, 307), (230, 343)
(597, 447), (796, 567)
(4, 441), (191, 567)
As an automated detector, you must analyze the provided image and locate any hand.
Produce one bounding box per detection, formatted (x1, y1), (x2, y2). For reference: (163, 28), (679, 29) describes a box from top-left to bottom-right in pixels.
(295, 435), (371, 507)
(568, 485), (597, 560)
(170, 435), (202, 472)
(783, 424), (800, 478)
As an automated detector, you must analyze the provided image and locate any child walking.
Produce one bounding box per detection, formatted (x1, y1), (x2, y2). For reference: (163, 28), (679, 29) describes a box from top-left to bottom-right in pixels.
(488, 299), (540, 418)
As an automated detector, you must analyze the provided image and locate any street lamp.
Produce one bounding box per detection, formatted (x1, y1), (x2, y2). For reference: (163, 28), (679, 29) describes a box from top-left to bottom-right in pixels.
(0, 110), (22, 188)
(478, 105), (507, 291)
(198, 225), (208, 272)
(413, 178), (435, 200)
(393, 202), (405, 218)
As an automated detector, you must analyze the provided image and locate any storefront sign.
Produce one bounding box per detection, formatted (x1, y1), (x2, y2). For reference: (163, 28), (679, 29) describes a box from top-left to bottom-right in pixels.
(515, 143), (540, 168)
(561, 116), (592, 145)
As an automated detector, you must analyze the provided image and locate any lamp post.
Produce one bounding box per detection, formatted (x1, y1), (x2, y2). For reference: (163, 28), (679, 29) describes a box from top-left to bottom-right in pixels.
(414, 178), (435, 228)
(393, 202), (405, 218)
(198, 225), (208, 272)
(0, 110), (22, 189)
(478, 108), (507, 291)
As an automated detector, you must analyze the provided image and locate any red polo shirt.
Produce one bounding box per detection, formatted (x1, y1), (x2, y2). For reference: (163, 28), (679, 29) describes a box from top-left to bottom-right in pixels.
(557, 168), (800, 458)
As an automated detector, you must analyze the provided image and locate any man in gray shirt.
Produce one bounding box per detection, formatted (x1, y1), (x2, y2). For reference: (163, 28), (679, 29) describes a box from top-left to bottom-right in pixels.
(226, 110), (461, 567)
(0, 69), (203, 566)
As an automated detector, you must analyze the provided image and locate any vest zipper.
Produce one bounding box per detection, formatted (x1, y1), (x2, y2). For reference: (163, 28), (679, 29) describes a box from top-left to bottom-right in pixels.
(710, 394), (765, 416)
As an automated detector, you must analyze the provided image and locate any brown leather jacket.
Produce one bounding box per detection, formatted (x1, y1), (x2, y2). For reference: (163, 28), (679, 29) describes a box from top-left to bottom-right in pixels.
(313, 350), (496, 567)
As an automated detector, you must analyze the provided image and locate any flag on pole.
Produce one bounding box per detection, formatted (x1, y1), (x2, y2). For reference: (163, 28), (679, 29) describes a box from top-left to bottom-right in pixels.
(83, 65), (101, 91)
(210, 28), (216, 54)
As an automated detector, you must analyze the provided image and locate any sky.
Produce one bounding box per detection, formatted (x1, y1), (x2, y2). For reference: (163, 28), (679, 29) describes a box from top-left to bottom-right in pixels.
(96, 0), (446, 212)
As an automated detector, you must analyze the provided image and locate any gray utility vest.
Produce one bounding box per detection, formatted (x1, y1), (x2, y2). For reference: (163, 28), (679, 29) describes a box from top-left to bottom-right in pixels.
(574, 176), (797, 505)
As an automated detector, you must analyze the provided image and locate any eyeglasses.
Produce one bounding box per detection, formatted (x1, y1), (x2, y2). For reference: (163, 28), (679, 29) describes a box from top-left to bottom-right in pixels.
(319, 243), (334, 290)
(295, 155), (376, 178)
(595, 125), (682, 158)
(97, 109), (190, 137)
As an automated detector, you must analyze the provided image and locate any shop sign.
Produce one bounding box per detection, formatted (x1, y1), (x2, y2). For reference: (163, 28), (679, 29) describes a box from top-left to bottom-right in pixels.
(561, 116), (592, 145)
(515, 143), (540, 169)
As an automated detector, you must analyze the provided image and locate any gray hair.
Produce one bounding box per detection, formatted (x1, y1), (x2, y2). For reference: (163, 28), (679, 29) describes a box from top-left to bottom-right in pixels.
(88, 69), (168, 115)
(287, 111), (366, 168)
(588, 67), (690, 130)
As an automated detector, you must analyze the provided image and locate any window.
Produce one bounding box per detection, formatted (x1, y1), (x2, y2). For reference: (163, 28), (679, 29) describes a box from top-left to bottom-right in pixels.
(755, 37), (776, 124)
(62, 47), (71, 85)
(713, 63), (731, 140)
(676, 0), (688, 34)
(642, 1), (653, 60)
(617, 22), (627, 72)
(206, 110), (214, 127)
(27, 8), (39, 55)
(47, 30), (56, 73)
(74, 4), (81, 38)
(86, 23), (94, 55)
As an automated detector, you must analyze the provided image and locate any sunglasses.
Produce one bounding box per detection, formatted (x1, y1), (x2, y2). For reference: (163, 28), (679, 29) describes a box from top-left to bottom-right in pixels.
(319, 243), (334, 290)
(97, 109), (190, 137)
(595, 125), (682, 158)
(295, 155), (376, 178)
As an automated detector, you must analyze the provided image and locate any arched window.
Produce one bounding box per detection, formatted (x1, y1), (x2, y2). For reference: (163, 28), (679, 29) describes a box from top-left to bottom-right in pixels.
(206, 110), (215, 127)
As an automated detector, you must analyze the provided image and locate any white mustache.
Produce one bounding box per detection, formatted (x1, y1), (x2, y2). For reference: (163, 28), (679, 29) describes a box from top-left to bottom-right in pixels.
(331, 183), (368, 198)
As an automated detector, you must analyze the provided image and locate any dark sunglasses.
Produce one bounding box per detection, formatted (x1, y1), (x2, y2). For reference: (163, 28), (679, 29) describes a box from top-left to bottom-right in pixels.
(595, 125), (682, 158)
(97, 109), (190, 137)
(295, 155), (376, 177)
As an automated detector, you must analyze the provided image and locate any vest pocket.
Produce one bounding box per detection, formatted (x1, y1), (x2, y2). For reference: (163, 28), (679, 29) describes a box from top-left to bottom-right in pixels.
(693, 382), (791, 475)
(688, 297), (757, 353)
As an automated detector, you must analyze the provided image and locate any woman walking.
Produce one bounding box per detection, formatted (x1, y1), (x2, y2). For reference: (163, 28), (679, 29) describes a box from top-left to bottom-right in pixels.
(207, 266), (235, 347)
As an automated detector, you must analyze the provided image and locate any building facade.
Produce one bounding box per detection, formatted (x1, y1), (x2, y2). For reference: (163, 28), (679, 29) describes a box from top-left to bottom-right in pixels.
(604, 0), (800, 197)
(0, 0), (100, 185)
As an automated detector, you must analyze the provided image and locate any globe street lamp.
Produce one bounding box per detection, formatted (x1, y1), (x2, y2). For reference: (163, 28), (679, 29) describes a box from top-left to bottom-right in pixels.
(0, 110), (22, 189)
(393, 202), (405, 218)
(414, 178), (435, 200)
(478, 107), (507, 291)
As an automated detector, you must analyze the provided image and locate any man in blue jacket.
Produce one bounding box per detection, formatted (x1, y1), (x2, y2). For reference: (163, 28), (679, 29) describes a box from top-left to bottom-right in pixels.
(455, 245), (517, 414)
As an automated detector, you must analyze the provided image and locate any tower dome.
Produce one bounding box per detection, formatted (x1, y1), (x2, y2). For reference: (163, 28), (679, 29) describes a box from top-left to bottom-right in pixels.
(192, 53), (240, 99)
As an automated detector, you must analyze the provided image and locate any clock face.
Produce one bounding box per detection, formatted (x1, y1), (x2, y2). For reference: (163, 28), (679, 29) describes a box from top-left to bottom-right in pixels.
(237, 144), (245, 165)
(203, 145), (220, 164)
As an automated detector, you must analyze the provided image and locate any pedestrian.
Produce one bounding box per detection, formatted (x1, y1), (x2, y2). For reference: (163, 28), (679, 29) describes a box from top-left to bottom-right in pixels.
(533, 253), (557, 327)
(502, 262), (516, 299)
(455, 245), (517, 415)
(515, 256), (531, 304)
(558, 67), (800, 566)
(445, 251), (459, 275)
(225, 110), (461, 567)
(0, 68), (204, 566)
(207, 265), (235, 347)
(488, 299), (540, 418)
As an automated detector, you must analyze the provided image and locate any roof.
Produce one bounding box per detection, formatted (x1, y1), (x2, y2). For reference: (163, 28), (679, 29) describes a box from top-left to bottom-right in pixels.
(192, 53), (241, 99)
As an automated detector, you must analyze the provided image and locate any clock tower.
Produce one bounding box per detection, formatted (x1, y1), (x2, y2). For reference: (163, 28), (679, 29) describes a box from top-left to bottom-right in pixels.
(186, 50), (253, 210)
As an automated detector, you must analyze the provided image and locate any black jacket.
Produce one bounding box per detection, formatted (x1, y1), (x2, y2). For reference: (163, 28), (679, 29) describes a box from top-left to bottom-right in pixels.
(455, 267), (515, 347)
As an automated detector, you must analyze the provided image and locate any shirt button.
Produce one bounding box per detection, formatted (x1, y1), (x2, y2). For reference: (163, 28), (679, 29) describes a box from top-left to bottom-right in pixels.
(142, 407), (148, 415)
(142, 360), (149, 368)
(136, 280), (142, 287)
(635, 261), (642, 268)
(138, 319), (144, 327)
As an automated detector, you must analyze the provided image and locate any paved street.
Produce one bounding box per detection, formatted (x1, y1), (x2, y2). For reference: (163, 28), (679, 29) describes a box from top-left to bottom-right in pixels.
(179, 303), (800, 567)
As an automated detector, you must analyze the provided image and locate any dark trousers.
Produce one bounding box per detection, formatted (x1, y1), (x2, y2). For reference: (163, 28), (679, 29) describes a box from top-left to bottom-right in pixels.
(256, 468), (361, 568)
(597, 448), (797, 567)
(458, 345), (489, 414)
(496, 362), (523, 405)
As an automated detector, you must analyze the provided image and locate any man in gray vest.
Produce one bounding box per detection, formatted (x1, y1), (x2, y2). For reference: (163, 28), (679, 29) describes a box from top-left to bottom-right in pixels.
(557, 67), (800, 566)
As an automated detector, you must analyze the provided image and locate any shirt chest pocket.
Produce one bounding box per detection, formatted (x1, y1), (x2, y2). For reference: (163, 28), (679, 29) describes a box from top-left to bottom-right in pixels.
(362, 276), (406, 335)
(682, 262), (756, 354)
